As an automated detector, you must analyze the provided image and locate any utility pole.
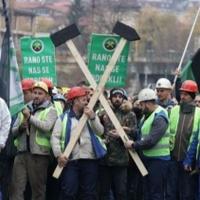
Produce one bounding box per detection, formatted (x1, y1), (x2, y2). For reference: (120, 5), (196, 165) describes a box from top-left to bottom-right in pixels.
(9, 0), (14, 30)
(91, 0), (95, 29)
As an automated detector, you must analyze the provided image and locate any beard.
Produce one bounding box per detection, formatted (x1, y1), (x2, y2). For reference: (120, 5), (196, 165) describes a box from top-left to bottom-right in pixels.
(133, 107), (142, 115)
(142, 106), (150, 115)
(33, 98), (41, 105)
(112, 100), (122, 108)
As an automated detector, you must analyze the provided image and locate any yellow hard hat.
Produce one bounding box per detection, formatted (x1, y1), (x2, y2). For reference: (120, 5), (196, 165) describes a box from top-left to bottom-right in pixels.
(61, 87), (70, 95)
(33, 81), (48, 93)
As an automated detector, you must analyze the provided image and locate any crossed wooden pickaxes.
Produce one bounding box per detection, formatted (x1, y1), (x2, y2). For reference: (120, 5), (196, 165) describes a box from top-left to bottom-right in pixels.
(50, 22), (148, 178)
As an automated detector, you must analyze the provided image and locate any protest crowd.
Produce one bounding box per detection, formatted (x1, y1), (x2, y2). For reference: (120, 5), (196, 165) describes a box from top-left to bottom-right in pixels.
(1, 74), (200, 200)
(0, 2), (200, 198)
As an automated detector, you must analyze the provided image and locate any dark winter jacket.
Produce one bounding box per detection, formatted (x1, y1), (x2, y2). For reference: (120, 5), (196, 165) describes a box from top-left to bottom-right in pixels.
(100, 100), (137, 166)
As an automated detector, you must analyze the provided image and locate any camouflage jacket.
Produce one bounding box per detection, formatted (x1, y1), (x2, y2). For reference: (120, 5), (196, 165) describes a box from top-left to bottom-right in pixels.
(99, 100), (137, 166)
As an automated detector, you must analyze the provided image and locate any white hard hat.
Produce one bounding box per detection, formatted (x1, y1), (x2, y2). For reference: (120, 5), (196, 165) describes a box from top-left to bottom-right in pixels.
(52, 87), (58, 95)
(138, 88), (157, 102)
(156, 78), (172, 89)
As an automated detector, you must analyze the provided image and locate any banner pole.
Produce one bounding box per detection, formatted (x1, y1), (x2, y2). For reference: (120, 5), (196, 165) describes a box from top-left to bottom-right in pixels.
(172, 6), (200, 89)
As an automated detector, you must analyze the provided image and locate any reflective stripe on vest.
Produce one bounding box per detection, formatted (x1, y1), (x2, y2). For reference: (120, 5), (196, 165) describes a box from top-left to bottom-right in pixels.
(141, 106), (170, 157)
(169, 105), (200, 151)
(60, 112), (106, 153)
(35, 107), (52, 149)
(61, 112), (68, 151)
(54, 101), (63, 116)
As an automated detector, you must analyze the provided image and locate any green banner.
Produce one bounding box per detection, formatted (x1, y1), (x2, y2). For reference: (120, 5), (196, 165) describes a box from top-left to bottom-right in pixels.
(20, 36), (57, 85)
(87, 33), (129, 88)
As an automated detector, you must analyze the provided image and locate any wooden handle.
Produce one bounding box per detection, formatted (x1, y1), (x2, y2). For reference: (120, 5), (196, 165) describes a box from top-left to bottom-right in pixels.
(53, 38), (127, 179)
(60, 39), (148, 176)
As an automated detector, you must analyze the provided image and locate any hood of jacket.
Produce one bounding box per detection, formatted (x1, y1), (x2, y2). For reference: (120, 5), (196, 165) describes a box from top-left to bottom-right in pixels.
(109, 99), (133, 113)
(27, 100), (52, 113)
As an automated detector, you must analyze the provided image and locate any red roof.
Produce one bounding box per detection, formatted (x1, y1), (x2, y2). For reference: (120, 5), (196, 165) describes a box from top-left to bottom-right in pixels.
(14, 1), (72, 14)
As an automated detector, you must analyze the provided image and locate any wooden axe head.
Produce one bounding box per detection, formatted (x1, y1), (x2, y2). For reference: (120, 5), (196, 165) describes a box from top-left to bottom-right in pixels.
(112, 21), (140, 41)
(50, 24), (80, 47)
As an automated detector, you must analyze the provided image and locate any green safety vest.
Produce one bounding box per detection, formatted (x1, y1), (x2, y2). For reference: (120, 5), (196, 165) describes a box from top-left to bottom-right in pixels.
(14, 107), (53, 150)
(141, 106), (170, 157)
(169, 105), (200, 151)
(35, 107), (52, 149)
(60, 112), (106, 152)
(54, 101), (63, 116)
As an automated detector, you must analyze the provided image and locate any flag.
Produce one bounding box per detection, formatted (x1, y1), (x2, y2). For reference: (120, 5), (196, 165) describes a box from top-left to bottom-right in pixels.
(9, 37), (24, 115)
(0, 0), (24, 116)
(181, 48), (200, 91)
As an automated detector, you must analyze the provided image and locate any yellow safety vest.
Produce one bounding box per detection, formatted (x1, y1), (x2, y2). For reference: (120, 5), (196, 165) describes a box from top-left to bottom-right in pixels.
(14, 107), (53, 150)
(169, 105), (200, 151)
(141, 106), (170, 157)
(60, 112), (106, 153)
(54, 101), (63, 116)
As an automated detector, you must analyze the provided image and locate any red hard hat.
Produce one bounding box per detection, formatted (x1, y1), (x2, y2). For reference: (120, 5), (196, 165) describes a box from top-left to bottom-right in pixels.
(41, 78), (53, 89)
(67, 87), (87, 101)
(180, 80), (198, 93)
(21, 79), (35, 91)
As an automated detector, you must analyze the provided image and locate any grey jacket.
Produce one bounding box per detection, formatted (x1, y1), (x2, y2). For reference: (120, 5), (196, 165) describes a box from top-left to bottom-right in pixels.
(51, 109), (104, 159)
(12, 100), (57, 155)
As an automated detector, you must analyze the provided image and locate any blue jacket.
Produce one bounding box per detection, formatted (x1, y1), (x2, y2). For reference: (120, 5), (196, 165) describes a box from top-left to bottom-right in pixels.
(183, 131), (199, 167)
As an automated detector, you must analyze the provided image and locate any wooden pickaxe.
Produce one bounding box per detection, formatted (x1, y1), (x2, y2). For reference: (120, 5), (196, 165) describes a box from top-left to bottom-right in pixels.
(50, 22), (148, 178)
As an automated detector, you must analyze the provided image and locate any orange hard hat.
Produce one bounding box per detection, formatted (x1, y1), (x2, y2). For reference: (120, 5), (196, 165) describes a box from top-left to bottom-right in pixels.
(67, 87), (87, 101)
(180, 80), (198, 93)
(41, 78), (53, 89)
(21, 79), (35, 91)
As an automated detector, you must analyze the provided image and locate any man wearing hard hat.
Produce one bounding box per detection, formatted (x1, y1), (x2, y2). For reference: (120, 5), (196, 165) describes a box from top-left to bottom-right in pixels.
(167, 80), (200, 200)
(125, 88), (170, 200)
(10, 81), (57, 200)
(51, 86), (106, 200)
(155, 78), (176, 111)
(21, 79), (35, 103)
